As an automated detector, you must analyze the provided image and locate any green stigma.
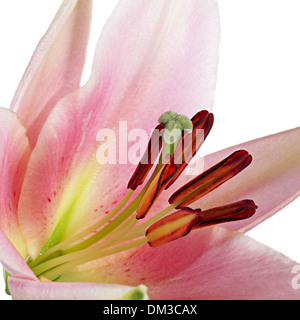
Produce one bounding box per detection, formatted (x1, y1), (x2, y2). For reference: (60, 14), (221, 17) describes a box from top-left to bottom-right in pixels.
(158, 111), (193, 146)
(158, 111), (193, 130)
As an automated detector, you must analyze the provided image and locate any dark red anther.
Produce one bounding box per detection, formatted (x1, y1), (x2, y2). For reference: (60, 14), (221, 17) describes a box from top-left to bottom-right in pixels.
(127, 124), (164, 190)
(136, 160), (177, 219)
(191, 110), (214, 144)
(169, 150), (252, 208)
(193, 200), (258, 229)
(164, 110), (214, 189)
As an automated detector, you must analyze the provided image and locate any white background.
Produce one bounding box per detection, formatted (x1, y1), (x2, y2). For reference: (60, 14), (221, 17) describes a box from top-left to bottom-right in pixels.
(0, 0), (300, 299)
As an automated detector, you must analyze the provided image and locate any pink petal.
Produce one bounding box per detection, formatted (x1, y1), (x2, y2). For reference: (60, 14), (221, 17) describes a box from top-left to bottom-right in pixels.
(192, 127), (300, 232)
(8, 278), (148, 300)
(148, 227), (300, 299)
(18, 0), (220, 258)
(17, 88), (132, 259)
(63, 226), (300, 300)
(10, 0), (92, 147)
(0, 229), (36, 281)
(89, 0), (220, 124)
(0, 108), (31, 256)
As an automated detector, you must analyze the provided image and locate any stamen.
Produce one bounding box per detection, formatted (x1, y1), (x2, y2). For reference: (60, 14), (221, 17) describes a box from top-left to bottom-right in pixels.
(146, 207), (202, 247)
(32, 215), (139, 277)
(193, 200), (258, 229)
(127, 124), (164, 190)
(30, 189), (135, 266)
(39, 238), (147, 281)
(60, 191), (143, 254)
(136, 160), (177, 219)
(169, 150), (252, 208)
(122, 200), (182, 242)
(145, 200), (257, 247)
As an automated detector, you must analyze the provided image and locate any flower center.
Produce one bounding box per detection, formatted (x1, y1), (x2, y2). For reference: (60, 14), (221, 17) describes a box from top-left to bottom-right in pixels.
(28, 110), (257, 281)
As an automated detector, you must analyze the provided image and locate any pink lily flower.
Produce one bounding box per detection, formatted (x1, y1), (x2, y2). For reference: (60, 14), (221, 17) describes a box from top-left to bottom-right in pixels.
(1, 0), (300, 300)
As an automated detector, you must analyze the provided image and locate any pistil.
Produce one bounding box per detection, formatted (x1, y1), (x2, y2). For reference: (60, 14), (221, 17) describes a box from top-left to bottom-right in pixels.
(165, 110), (214, 189)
